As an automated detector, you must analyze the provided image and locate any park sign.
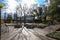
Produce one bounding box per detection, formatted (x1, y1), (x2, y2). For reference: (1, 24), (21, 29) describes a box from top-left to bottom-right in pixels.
(0, 3), (3, 8)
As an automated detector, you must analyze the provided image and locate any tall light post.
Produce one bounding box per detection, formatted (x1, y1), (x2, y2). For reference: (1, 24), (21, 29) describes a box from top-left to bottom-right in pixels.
(31, 13), (35, 28)
(0, 3), (3, 36)
(0, 3), (3, 20)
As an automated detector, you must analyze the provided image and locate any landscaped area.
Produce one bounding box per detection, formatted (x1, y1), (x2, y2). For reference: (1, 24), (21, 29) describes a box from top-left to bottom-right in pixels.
(46, 31), (60, 40)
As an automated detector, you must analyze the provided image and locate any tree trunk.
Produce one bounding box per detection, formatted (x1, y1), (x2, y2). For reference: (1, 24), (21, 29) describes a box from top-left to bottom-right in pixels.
(44, 16), (46, 23)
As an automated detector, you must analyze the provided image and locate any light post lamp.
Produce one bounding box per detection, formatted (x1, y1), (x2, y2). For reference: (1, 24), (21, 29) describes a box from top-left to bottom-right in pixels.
(31, 13), (35, 28)
(0, 3), (3, 37)
(31, 13), (35, 22)
(0, 3), (3, 8)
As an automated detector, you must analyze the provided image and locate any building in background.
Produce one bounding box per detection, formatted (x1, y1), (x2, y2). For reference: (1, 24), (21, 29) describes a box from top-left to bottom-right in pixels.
(4, 13), (7, 19)
(14, 13), (17, 20)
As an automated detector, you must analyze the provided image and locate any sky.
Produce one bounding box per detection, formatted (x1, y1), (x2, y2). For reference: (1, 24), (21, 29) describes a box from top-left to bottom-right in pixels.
(1, 0), (44, 12)
(36, 0), (44, 4)
(0, 0), (44, 5)
(15, 0), (44, 5)
(0, 0), (44, 10)
(1, 0), (44, 15)
(0, 0), (44, 19)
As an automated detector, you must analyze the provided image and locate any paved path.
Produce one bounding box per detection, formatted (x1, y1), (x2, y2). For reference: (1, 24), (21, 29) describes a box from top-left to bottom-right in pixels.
(43, 24), (60, 33)
(33, 28), (56, 40)
(1, 24), (58, 40)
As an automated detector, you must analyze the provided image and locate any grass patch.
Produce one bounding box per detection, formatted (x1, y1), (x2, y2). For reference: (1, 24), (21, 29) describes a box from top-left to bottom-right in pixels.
(46, 31), (60, 40)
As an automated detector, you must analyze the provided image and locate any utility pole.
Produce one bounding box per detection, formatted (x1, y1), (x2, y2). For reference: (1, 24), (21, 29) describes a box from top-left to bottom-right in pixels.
(0, 3), (3, 37)
(0, 3), (3, 22)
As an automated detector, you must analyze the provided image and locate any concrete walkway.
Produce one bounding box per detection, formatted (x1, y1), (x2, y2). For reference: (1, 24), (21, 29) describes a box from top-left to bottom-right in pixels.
(1, 24), (60, 40)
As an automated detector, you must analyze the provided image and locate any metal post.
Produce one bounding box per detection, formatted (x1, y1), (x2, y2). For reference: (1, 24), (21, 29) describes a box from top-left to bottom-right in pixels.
(0, 4), (3, 36)
(0, 8), (1, 20)
(0, 8), (1, 37)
